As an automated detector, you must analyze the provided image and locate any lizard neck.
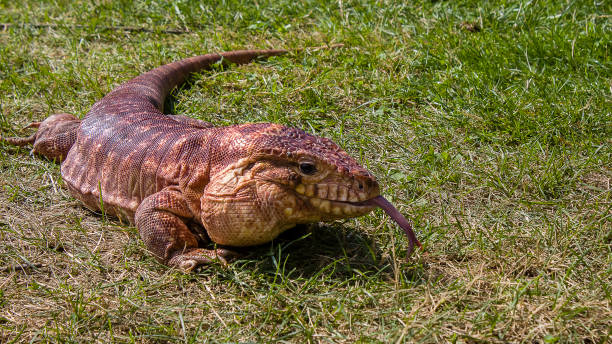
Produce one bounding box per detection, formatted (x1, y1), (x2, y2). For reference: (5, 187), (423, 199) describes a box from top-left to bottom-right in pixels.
(174, 129), (220, 218)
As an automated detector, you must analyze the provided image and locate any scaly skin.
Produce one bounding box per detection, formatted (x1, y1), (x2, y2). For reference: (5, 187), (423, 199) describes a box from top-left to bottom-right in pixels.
(2, 47), (420, 271)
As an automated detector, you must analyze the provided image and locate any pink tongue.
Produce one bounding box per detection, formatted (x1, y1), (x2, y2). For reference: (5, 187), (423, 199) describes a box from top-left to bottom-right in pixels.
(364, 196), (422, 256)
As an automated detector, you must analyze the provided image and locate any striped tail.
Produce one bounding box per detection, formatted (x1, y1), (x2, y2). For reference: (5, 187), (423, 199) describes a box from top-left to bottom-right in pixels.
(96, 49), (290, 113)
(93, 44), (343, 114)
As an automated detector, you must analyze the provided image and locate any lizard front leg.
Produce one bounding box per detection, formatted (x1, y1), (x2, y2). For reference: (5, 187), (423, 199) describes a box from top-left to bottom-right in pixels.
(135, 188), (238, 271)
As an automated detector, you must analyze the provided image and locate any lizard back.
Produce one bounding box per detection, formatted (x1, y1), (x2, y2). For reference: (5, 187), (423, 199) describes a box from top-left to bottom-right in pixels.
(60, 49), (287, 221)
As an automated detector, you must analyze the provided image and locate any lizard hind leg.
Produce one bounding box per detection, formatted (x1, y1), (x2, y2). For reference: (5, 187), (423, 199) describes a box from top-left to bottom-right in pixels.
(1, 121), (41, 146)
(32, 113), (81, 161)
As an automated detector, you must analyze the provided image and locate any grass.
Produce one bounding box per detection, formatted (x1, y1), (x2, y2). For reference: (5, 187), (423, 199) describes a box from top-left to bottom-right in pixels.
(0, 0), (610, 342)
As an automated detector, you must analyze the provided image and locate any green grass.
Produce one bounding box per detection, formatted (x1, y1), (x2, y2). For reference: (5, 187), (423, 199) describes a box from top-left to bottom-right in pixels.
(0, 0), (610, 342)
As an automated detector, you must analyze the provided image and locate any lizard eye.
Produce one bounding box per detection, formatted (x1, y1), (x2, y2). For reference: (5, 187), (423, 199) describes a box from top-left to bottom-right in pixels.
(299, 162), (317, 175)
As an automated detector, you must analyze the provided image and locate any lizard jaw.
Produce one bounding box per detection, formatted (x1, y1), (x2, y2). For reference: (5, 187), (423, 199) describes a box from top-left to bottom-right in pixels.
(308, 197), (377, 217)
(294, 182), (372, 203)
(293, 181), (379, 218)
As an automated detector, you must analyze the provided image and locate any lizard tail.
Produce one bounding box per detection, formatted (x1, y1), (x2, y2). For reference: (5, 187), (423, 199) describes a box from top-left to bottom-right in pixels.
(97, 44), (344, 113)
(1, 120), (43, 146)
(1, 134), (37, 146)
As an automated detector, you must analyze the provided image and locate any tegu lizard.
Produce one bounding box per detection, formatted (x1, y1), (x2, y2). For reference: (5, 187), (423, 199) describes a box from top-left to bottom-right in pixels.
(2, 47), (421, 271)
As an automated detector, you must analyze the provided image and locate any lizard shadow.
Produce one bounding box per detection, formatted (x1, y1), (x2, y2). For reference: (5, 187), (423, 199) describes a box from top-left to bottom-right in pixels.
(230, 223), (423, 282)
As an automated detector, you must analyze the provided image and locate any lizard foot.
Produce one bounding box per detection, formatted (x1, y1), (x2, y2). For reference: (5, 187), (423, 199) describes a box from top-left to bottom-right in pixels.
(168, 248), (241, 272)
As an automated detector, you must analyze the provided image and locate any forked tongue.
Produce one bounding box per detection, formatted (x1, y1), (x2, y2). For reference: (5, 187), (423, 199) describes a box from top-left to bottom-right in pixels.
(365, 196), (422, 256)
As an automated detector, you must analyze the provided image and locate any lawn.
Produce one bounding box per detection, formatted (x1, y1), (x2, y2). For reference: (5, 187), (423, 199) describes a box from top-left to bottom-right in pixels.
(0, 0), (610, 342)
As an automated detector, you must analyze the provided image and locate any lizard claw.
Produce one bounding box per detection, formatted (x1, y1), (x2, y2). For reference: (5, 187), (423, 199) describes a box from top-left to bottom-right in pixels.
(22, 121), (41, 129)
(168, 248), (242, 272)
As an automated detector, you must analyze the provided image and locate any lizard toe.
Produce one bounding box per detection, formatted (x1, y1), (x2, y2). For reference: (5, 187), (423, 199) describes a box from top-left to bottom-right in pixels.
(179, 259), (199, 272)
(214, 248), (242, 264)
(168, 248), (241, 272)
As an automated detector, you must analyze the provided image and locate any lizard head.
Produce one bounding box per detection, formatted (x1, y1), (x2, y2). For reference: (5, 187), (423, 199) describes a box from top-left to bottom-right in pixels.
(248, 124), (380, 222)
(207, 124), (379, 224)
(204, 123), (421, 253)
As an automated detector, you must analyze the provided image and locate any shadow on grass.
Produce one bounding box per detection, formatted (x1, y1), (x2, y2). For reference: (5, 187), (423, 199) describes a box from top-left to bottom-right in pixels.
(228, 223), (424, 282)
